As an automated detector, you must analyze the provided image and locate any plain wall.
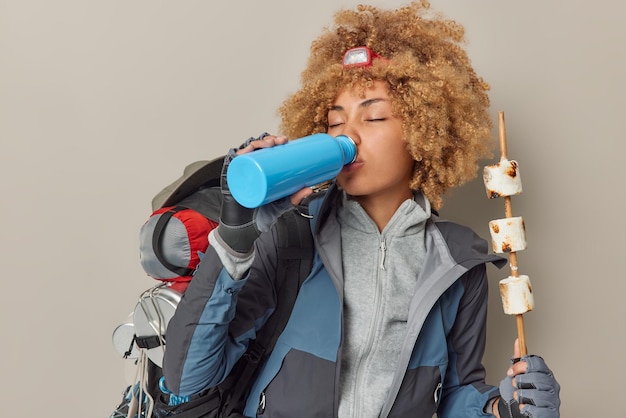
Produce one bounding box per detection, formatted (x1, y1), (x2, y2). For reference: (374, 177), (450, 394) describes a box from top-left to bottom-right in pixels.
(1, 1), (624, 416)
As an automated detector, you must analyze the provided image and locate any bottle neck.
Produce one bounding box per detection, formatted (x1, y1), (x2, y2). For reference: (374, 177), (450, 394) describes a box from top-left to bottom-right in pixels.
(336, 135), (357, 164)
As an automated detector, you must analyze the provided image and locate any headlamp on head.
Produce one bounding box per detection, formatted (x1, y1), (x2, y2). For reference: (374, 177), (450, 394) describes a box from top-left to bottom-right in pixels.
(342, 46), (387, 68)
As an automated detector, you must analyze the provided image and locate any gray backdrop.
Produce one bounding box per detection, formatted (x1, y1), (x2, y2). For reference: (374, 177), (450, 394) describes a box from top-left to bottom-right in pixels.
(1, 1), (623, 416)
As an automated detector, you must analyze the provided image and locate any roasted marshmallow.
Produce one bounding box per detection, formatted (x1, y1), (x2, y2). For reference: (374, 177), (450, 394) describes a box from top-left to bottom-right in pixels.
(499, 275), (534, 315)
(483, 159), (522, 198)
(489, 216), (527, 253)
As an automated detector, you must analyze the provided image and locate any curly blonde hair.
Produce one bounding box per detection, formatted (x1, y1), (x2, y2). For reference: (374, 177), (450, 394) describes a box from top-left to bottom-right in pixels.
(278, 0), (493, 209)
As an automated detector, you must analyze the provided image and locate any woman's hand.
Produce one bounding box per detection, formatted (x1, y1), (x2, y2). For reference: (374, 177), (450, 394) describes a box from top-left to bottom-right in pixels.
(496, 339), (561, 418)
(216, 133), (311, 254)
(235, 134), (288, 154)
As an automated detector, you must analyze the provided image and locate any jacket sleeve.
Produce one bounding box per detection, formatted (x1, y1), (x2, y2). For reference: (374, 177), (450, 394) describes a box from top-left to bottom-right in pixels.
(162, 228), (280, 396)
(437, 263), (500, 417)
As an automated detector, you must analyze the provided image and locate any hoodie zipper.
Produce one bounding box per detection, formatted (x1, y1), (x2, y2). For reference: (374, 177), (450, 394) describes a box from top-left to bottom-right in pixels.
(351, 237), (387, 417)
(379, 238), (386, 270)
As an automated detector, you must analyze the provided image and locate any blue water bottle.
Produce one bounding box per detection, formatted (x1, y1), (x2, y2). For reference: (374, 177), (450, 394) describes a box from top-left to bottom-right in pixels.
(227, 133), (357, 208)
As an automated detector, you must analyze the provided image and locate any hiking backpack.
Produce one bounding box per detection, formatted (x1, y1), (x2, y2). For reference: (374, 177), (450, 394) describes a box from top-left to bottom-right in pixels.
(110, 155), (314, 418)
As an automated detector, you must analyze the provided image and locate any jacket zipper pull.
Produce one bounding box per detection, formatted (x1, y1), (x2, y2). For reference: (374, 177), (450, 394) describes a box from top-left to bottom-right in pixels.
(434, 382), (442, 404)
(257, 391), (266, 414)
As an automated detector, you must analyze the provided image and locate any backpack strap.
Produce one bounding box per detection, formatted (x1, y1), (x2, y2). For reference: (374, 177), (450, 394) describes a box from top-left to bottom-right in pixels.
(221, 208), (314, 416)
(264, 207), (315, 343)
(152, 206), (194, 277)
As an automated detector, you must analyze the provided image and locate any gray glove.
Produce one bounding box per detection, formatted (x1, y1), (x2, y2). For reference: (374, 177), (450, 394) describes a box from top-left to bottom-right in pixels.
(498, 355), (561, 418)
(217, 133), (296, 254)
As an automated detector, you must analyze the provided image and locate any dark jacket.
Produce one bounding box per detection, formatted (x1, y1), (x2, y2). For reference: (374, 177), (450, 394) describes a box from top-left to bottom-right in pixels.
(163, 186), (505, 417)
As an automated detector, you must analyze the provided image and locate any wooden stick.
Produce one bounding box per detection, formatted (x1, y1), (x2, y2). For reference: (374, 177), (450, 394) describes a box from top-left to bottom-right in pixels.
(497, 111), (528, 356)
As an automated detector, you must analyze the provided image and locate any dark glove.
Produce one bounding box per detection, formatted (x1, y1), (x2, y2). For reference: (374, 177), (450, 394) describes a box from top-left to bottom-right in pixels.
(498, 355), (561, 418)
(217, 133), (296, 254)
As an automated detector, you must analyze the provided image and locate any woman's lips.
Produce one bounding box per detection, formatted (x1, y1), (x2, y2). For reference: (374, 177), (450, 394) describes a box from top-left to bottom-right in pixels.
(341, 160), (363, 173)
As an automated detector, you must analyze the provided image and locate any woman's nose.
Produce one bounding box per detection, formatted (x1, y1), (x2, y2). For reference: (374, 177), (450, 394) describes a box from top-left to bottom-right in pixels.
(339, 124), (360, 144)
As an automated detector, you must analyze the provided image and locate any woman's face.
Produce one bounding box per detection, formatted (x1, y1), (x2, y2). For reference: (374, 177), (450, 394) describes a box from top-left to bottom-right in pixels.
(328, 81), (414, 205)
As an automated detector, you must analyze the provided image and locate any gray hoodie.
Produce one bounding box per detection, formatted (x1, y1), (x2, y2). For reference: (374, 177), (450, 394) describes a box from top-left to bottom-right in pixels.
(337, 194), (430, 418)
